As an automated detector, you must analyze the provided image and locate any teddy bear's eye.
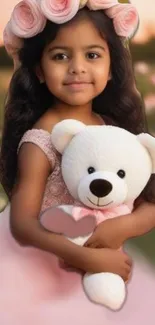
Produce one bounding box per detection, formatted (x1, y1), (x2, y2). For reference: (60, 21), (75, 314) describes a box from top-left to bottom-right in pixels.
(88, 167), (96, 174)
(117, 170), (126, 178)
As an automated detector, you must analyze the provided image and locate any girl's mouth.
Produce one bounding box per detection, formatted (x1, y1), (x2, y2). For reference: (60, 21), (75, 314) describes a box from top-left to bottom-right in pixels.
(64, 82), (92, 91)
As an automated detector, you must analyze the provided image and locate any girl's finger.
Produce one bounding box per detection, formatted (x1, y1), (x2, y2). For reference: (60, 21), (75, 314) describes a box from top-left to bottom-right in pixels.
(125, 271), (132, 284)
(84, 236), (95, 247)
(126, 256), (133, 267)
(89, 242), (97, 248)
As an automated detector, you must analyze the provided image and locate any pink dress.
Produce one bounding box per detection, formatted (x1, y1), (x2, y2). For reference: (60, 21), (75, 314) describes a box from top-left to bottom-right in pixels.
(0, 129), (155, 325)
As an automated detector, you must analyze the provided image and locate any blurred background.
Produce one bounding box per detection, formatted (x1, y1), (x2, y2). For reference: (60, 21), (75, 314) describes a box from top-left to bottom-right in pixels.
(0, 0), (155, 261)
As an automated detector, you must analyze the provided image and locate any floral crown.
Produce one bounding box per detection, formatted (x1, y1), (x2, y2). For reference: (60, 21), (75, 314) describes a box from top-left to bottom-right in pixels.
(3, 0), (139, 69)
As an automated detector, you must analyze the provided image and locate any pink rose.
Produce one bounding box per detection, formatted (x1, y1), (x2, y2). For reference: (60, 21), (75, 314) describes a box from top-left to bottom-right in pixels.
(3, 21), (23, 70)
(105, 4), (139, 38)
(10, 0), (47, 38)
(3, 21), (23, 55)
(87, 0), (118, 10)
(40, 0), (80, 24)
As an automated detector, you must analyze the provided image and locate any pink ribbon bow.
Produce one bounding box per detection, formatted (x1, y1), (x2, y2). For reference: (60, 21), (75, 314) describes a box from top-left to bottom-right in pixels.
(72, 204), (132, 225)
(72, 206), (107, 225)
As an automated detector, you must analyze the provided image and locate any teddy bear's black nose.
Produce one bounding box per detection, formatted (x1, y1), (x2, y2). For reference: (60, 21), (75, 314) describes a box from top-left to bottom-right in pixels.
(89, 179), (112, 197)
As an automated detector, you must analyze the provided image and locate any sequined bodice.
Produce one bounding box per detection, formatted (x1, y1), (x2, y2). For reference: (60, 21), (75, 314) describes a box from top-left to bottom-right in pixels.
(18, 129), (75, 212)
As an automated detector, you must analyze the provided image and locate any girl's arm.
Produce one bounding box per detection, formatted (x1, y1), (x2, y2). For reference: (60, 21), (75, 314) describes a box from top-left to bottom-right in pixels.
(11, 142), (131, 280)
(121, 199), (155, 238)
(11, 142), (89, 269)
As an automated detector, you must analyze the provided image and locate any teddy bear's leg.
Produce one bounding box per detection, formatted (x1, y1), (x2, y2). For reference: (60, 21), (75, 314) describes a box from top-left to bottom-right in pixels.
(83, 272), (126, 310)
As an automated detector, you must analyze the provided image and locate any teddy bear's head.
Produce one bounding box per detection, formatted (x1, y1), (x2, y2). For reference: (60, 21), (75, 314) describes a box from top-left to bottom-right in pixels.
(51, 119), (155, 209)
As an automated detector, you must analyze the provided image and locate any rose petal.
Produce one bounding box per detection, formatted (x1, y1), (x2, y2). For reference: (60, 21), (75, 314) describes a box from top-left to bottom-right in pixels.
(79, 0), (88, 9)
(106, 4), (139, 38)
(41, 0), (80, 24)
(3, 21), (22, 70)
(10, 0), (46, 38)
(87, 0), (118, 11)
(3, 21), (23, 56)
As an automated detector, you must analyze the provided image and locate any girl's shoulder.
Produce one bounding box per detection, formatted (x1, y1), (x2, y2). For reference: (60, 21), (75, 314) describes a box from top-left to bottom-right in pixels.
(18, 112), (60, 167)
(33, 109), (60, 133)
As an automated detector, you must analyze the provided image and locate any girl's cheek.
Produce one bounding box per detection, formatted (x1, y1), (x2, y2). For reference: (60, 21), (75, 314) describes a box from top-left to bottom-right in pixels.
(98, 65), (110, 78)
(44, 68), (58, 82)
(95, 71), (109, 83)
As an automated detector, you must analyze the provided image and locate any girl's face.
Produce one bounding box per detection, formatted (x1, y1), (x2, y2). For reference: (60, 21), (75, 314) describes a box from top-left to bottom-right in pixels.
(38, 18), (111, 106)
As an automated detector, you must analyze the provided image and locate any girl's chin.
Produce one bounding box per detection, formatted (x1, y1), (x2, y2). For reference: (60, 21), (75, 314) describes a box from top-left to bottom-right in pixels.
(61, 96), (94, 106)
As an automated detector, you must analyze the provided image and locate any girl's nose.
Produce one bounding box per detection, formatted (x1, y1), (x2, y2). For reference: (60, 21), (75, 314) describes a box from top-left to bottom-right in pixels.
(68, 56), (87, 75)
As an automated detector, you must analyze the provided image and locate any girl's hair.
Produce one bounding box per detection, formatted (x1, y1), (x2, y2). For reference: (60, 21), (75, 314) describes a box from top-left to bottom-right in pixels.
(0, 7), (154, 202)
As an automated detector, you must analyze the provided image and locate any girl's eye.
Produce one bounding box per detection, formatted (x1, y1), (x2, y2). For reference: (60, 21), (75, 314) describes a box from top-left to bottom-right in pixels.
(86, 52), (100, 59)
(53, 53), (68, 60)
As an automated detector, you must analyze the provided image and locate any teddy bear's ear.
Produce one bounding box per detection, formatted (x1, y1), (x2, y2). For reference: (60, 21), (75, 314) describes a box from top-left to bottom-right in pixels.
(51, 119), (86, 153)
(137, 133), (155, 173)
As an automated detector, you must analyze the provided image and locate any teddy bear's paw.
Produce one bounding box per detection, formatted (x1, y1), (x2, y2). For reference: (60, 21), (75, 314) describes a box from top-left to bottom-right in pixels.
(83, 272), (126, 310)
(40, 205), (96, 238)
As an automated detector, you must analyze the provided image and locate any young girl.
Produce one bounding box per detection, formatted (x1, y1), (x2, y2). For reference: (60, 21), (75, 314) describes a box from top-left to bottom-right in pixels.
(1, 1), (155, 324)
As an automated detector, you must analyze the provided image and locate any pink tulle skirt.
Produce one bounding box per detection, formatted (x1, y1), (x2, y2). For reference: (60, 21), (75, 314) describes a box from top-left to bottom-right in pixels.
(1, 204), (155, 325)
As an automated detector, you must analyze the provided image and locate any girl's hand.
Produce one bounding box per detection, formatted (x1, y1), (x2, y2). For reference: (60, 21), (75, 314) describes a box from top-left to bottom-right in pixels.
(84, 217), (131, 249)
(81, 247), (132, 282)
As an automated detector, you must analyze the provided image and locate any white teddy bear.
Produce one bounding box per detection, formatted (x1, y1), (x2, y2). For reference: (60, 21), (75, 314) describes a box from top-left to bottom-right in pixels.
(40, 119), (155, 311)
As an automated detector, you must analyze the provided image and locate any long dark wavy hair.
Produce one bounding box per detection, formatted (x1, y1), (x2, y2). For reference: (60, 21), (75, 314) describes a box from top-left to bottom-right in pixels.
(0, 7), (154, 202)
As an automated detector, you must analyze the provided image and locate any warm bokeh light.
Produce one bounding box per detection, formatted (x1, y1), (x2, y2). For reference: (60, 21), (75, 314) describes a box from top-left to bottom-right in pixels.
(0, 0), (155, 44)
